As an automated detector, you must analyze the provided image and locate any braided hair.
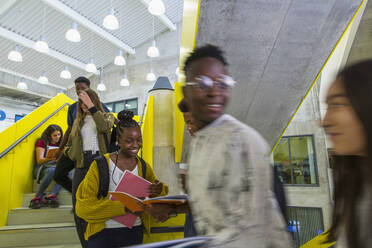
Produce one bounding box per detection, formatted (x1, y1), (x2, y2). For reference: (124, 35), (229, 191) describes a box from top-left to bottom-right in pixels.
(117, 110), (140, 143)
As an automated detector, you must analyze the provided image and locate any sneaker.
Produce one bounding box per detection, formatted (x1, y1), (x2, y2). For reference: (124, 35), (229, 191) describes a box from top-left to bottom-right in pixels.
(41, 197), (48, 208)
(29, 197), (41, 209)
(45, 194), (59, 208)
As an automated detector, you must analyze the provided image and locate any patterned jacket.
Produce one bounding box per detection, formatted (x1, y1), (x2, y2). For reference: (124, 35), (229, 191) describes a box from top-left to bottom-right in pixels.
(187, 114), (292, 247)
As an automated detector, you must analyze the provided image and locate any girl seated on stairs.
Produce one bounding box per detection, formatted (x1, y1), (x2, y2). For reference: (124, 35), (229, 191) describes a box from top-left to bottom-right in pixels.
(29, 124), (65, 209)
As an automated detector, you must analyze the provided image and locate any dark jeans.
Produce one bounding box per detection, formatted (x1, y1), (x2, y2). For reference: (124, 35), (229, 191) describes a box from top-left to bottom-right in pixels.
(54, 153), (74, 193)
(33, 164), (61, 198)
(72, 153), (100, 248)
(184, 213), (197, 238)
(88, 226), (143, 248)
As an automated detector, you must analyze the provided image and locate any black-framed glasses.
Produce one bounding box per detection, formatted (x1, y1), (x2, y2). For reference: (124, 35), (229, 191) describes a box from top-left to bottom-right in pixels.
(185, 75), (236, 91)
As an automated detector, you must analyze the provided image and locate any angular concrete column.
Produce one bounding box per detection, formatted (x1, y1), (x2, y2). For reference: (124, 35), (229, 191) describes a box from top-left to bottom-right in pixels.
(148, 77), (180, 194)
(195, 0), (363, 147)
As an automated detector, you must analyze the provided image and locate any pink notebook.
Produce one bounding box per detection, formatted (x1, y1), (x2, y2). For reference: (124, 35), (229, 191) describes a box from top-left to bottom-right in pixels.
(111, 170), (151, 228)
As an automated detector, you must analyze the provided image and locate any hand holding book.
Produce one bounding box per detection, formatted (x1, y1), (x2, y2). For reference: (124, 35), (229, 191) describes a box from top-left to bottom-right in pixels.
(148, 180), (163, 197)
(137, 201), (173, 222)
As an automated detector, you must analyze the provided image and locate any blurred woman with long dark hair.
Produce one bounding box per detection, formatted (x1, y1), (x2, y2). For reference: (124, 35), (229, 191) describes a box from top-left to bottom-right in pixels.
(323, 60), (372, 247)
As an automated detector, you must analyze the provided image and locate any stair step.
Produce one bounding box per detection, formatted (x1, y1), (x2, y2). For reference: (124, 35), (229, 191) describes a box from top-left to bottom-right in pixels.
(7, 205), (74, 225)
(0, 223), (79, 247)
(28, 245), (81, 248)
(22, 192), (72, 207)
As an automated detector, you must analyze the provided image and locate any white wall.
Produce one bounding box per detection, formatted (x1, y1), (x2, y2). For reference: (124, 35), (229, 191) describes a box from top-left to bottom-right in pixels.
(0, 97), (38, 132)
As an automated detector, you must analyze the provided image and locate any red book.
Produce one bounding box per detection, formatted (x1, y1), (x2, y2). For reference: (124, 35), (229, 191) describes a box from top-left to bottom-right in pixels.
(111, 170), (151, 228)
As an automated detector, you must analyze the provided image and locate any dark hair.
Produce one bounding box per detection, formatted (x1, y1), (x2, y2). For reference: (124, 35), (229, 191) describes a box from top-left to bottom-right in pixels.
(39, 124), (63, 146)
(74, 76), (90, 87)
(117, 110), (140, 142)
(327, 60), (372, 248)
(178, 98), (189, 113)
(75, 88), (104, 123)
(183, 44), (228, 77)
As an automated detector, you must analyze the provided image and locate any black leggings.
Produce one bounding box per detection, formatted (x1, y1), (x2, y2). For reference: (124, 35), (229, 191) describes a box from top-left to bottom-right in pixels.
(55, 153), (99, 248)
(54, 153), (74, 193)
(72, 154), (100, 248)
(88, 226), (143, 248)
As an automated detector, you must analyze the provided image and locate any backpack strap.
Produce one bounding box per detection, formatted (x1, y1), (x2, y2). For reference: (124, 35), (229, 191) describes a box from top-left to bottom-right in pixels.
(139, 157), (147, 179)
(95, 155), (110, 199)
(103, 133), (110, 152)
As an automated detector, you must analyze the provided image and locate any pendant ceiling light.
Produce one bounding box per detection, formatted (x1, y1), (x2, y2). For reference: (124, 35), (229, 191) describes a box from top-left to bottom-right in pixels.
(103, 7), (119, 30)
(147, 17), (159, 58)
(148, 0), (165, 16)
(97, 80), (107, 91)
(114, 50), (126, 66)
(85, 58), (97, 73)
(60, 65), (72, 79)
(146, 68), (156, 81)
(8, 44), (23, 62)
(34, 34), (49, 53)
(38, 71), (48, 84)
(97, 68), (106, 91)
(65, 22), (81, 42)
(34, 6), (49, 53)
(17, 77), (28, 90)
(120, 73), (130, 87)
(147, 40), (159, 58)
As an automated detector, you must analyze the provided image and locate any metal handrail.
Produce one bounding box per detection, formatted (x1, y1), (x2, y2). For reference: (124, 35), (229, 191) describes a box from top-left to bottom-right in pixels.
(0, 103), (70, 159)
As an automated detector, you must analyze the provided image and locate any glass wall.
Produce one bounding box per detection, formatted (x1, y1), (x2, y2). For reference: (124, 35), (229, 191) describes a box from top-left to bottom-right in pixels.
(105, 98), (138, 115)
(273, 135), (318, 185)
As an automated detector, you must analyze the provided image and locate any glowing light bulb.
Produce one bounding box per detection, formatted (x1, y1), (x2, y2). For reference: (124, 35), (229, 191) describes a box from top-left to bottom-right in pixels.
(103, 8), (119, 30)
(34, 35), (49, 53)
(60, 66), (71, 79)
(85, 58), (97, 73)
(8, 44), (22, 62)
(65, 22), (81, 42)
(148, 0), (165, 16)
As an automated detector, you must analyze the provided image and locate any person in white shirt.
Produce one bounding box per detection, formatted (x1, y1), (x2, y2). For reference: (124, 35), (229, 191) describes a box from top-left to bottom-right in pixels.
(66, 88), (114, 248)
(76, 110), (169, 248)
(143, 44), (292, 247)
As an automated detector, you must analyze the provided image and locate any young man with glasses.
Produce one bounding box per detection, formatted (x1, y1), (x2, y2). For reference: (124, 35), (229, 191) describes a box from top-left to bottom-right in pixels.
(143, 45), (291, 247)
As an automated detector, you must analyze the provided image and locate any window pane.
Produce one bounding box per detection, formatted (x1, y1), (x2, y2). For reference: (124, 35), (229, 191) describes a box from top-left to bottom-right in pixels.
(114, 102), (125, 113)
(287, 207), (324, 247)
(273, 137), (292, 184)
(289, 136), (317, 185)
(125, 99), (138, 109)
(105, 103), (113, 112)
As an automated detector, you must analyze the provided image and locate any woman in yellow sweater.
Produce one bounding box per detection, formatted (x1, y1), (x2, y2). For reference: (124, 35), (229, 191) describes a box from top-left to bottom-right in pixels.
(75, 110), (168, 248)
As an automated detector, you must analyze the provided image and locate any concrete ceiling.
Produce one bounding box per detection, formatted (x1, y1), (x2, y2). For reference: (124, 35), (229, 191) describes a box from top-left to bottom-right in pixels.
(0, 0), (183, 99)
(195, 0), (363, 147)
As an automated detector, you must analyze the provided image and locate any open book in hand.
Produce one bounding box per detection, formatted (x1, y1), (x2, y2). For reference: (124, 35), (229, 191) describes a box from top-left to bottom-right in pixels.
(111, 169), (151, 228)
(45, 146), (59, 159)
(109, 192), (188, 213)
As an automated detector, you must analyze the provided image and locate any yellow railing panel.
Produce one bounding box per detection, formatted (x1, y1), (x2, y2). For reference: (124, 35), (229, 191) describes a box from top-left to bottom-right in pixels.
(178, 0), (201, 82)
(174, 82), (185, 163)
(143, 215), (186, 244)
(141, 96), (154, 168)
(300, 230), (335, 248)
(0, 93), (74, 227)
